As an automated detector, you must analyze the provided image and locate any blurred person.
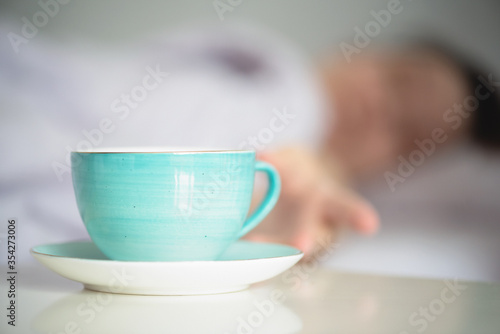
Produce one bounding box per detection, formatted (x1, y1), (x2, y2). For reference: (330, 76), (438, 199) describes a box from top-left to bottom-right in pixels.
(248, 38), (500, 259)
(2, 21), (499, 264)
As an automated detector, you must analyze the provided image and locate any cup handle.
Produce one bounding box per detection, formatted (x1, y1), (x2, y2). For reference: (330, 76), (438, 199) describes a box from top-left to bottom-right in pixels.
(237, 161), (281, 238)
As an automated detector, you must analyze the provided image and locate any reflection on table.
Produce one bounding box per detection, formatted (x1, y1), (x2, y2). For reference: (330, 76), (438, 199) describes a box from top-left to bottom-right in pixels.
(2, 264), (500, 334)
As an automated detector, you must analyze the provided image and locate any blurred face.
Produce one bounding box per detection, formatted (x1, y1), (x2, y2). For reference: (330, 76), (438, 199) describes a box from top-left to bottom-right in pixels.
(321, 48), (470, 180)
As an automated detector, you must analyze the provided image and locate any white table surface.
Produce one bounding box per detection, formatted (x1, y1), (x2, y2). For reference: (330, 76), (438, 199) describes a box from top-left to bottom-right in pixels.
(1, 262), (499, 334)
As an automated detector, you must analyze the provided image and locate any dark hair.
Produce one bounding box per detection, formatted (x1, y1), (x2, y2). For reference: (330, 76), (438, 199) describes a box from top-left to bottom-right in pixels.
(404, 38), (500, 148)
(464, 69), (500, 148)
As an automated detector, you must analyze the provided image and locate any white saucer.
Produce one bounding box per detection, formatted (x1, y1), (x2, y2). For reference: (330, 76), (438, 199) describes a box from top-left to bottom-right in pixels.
(31, 240), (303, 295)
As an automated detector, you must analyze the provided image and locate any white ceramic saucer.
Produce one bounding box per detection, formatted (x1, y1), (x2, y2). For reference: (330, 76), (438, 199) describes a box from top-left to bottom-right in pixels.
(31, 240), (303, 295)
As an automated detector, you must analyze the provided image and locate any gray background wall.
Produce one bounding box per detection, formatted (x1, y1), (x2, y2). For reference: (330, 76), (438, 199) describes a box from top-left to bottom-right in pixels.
(2, 0), (500, 72)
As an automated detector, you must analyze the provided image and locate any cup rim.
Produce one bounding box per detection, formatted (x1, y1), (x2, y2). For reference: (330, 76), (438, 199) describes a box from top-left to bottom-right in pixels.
(72, 149), (255, 154)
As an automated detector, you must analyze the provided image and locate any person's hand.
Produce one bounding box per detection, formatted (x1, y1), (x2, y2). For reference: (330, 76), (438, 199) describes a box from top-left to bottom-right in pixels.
(244, 147), (379, 259)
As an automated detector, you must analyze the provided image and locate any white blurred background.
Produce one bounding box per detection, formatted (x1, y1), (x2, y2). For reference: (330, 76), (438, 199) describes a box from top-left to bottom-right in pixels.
(1, 0), (500, 71)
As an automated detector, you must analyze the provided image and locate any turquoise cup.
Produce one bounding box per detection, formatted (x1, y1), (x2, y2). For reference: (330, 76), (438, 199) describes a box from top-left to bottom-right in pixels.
(71, 150), (281, 261)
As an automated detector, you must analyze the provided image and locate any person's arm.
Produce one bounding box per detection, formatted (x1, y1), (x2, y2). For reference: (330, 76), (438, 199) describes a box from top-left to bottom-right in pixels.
(245, 146), (379, 259)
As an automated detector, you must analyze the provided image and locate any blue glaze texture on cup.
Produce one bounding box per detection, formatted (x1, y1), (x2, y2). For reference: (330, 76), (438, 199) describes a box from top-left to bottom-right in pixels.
(71, 151), (280, 261)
